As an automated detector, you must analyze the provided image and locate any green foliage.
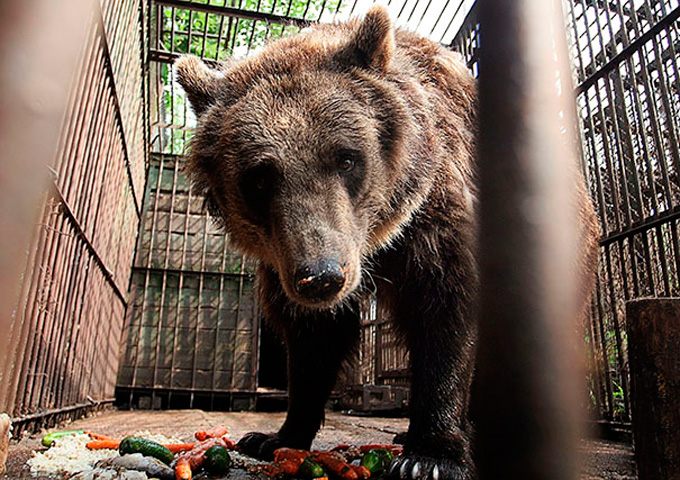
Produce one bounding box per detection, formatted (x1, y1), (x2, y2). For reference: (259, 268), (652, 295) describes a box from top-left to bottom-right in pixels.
(160, 0), (344, 59)
(155, 0), (345, 154)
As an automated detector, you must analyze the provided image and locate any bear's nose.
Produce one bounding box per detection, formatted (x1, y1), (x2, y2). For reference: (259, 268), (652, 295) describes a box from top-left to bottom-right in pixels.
(294, 260), (346, 301)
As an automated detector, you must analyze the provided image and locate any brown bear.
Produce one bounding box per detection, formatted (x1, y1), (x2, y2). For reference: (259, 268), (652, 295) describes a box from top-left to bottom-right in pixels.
(176, 6), (598, 479)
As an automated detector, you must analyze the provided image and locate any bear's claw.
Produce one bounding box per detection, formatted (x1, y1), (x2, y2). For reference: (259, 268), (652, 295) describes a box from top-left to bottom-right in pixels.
(236, 432), (283, 461)
(386, 455), (471, 480)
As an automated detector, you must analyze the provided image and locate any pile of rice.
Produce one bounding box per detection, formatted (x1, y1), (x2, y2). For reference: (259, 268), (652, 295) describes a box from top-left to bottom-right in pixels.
(28, 431), (180, 479)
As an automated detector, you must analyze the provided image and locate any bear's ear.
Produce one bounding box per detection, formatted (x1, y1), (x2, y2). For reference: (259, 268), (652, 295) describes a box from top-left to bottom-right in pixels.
(336, 5), (394, 71)
(175, 55), (224, 116)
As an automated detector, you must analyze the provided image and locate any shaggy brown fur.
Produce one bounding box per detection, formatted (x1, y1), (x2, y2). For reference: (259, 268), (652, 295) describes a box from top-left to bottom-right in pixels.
(176, 6), (599, 480)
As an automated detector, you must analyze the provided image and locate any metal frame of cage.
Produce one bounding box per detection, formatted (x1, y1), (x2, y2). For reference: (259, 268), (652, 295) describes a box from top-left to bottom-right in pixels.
(0, 0), (147, 434)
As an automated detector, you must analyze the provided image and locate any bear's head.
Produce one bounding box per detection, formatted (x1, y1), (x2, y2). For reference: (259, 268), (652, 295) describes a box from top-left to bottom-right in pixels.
(176, 6), (433, 310)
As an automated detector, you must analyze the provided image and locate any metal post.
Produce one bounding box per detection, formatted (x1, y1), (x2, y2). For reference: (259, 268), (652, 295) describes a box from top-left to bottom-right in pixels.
(0, 0), (94, 414)
(476, 0), (585, 478)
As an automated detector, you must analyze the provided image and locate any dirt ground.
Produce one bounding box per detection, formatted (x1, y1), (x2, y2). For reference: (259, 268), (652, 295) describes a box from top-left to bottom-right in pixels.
(3, 409), (636, 479)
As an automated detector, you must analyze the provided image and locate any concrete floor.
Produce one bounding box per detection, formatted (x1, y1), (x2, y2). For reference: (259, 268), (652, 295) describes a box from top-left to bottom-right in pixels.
(3, 409), (636, 479)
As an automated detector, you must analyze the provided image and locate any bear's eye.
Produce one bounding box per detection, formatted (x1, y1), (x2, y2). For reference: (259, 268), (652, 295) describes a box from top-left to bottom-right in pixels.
(337, 156), (356, 174)
(335, 149), (364, 197)
(336, 150), (362, 175)
(240, 164), (276, 221)
(253, 176), (269, 191)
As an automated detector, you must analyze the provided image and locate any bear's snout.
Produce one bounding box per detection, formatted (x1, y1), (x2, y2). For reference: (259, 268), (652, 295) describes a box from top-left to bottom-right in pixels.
(293, 259), (346, 303)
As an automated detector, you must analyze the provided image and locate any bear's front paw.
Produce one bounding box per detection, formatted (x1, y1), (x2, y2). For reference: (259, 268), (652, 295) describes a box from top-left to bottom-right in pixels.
(236, 432), (284, 461)
(392, 431), (407, 444)
(386, 455), (473, 480)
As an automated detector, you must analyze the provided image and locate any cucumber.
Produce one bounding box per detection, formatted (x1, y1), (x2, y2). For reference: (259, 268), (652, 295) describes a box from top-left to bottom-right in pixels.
(371, 448), (394, 464)
(41, 430), (85, 447)
(119, 436), (175, 465)
(298, 457), (325, 478)
(360, 449), (390, 474)
(203, 445), (231, 475)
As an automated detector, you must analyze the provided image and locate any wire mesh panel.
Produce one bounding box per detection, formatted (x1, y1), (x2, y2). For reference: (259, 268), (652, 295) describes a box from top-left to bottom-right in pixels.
(452, 0), (680, 427)
(565, 0), (680, 423)
(0, 0), (146, 429)
(116, 154), (259, 410)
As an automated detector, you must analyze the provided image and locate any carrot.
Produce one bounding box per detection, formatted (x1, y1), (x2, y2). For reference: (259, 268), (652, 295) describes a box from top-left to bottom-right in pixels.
(359, 444), (403, 455)
(86, 439), (120, 450)
(174, 436), (228, 479)
(175, 456), (192, 480)
(351, 465), (371, 479)
(194, 425), (229, 441)
(262, 463), (284, 477)
(311, 452), (358, 480)
(279, 459), (301, 476)
(273, 447), (311, 464)
(164, 442), (197, 454)
(222, 437), (237, 450)
(84, 432), (117, 441)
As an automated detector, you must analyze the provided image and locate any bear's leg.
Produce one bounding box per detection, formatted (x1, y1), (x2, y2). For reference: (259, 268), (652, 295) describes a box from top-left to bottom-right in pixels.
(238, 268), (361, 460)
(389, 287), (477, 480)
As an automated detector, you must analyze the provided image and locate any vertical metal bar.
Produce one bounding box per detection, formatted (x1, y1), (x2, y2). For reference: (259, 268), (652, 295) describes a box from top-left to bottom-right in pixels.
(604, 73), (635, 227)
(24, 212), (70, 413)
(131, 156), (164, 393)
(211, 235), (223, 395)
(592, 77), (624, 234)
(578, 87), (609, 232)
(476, 0), (585, 477)
(9, 203), (59, 416)
(0, 196), (48, 414)
(649, 33), (680, 209)
(605, 242), (631, 420)
(233, 255), (246, 390)
(671, 220), (680, 296)
(60, 95), (118, 408)
(587, 284), (607, 418)
(167, 158), (182, 392)
(655, 224), (671, 295)
(594, 268), (614, 418)
(216, 13), (228, 59)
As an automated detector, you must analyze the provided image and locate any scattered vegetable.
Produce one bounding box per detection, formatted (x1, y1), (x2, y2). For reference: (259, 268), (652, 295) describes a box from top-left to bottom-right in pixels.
(360, 448), (394, 475)
(311, 452), (358, 480)
(164, 442), (198, 454)
(359, 444), (403, 455)
(274, 447), (311, 465)
(298, 457), (325, 479)
(86, 439), (121, 450)
(41, 430), (85, 447)
(175, 456), (192, 480)
(37, 424), (400, 480)
(194, 425), (229, 441)
(173, 437), (230, 480)
(203, 445), (231, 475)
(119, 436), (175, 465)
(351, 465), (371, 479)
(84, 432), (117, 441)
(372, 448), (395, 464)
(360, 451), (382, 475)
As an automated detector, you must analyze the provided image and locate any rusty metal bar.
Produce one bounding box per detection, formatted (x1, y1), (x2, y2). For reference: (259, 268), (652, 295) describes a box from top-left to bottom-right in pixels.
(576, 6), (680, 93)
(52, 184), (127, 303)
(0, 0), (93, 381)
(2, 0), (146, 425)
(155, 0), (312, 28)
(476, 0), (585, 478)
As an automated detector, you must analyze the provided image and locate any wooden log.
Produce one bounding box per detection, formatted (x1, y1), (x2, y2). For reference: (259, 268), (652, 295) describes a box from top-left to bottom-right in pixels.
(626, 298), (680, 480)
